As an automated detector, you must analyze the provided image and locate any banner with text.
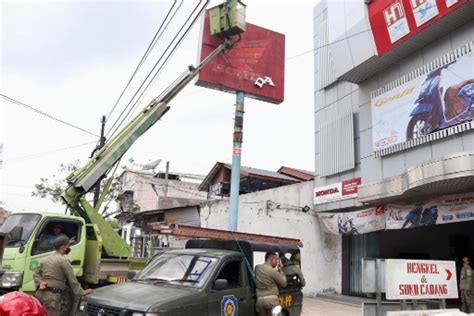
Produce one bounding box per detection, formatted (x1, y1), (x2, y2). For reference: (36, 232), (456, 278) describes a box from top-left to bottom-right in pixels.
(386, 192), (474, 230)
(371, 52), (473, 151)
(318, 206), (385, 235)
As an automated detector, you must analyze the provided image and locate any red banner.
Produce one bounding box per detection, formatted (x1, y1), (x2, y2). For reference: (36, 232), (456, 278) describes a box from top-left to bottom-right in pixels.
(368, 0), (469, 55)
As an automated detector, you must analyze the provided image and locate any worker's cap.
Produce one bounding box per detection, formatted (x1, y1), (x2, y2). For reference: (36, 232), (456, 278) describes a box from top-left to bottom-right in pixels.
(53, 236), (70, 249)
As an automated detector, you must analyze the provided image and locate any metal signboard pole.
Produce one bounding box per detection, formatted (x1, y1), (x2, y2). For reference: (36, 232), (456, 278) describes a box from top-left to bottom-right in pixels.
(228, 91), (245, 231)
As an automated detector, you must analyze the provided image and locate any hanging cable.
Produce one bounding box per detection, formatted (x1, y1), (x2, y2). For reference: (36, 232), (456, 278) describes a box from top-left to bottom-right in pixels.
(105, 0), (190, 137)
(0, 94), (98, 137)
(106, 0), (208, 138)
(106, 0), (180, 122)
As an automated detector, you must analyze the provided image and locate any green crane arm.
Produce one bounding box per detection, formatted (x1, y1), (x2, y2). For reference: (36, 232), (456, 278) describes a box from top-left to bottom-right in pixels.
(61, 39), (232, 258)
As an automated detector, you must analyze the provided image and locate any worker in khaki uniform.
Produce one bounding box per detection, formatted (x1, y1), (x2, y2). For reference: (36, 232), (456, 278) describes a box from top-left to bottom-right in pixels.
(460, 256), (473, 313)
(283, 253), (306, 288)
(34, 235), (93, 316)
(255, 252), (287, 316)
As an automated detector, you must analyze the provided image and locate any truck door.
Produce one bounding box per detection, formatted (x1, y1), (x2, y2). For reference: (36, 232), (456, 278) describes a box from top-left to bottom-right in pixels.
(207, 257), (252, 316)
(22, 219), (85, 292)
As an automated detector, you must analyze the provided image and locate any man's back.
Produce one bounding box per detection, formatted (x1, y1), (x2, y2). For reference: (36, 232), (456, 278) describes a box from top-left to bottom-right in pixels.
(283, 264), (306, 287)
(255, 263), (287, 297)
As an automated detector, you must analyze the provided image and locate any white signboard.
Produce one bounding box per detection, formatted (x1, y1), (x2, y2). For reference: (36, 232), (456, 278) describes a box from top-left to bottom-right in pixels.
(385, 259), (458, 300)
(384, 1), (410, 43)
(410, 0), (439, 27)
(371, 52), (473, 151)
(313, 177), (361, 205)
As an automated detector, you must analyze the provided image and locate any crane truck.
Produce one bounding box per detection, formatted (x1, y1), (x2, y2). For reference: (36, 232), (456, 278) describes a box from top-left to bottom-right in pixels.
(0, 0), (243, 294)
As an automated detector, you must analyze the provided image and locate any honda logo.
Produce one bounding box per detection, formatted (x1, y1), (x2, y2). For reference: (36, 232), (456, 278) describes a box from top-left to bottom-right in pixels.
(97, 309), (105, 316)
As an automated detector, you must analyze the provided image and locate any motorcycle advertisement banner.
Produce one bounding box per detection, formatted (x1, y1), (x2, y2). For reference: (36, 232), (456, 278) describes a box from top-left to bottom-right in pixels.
(318, 206), (386, 235)
(371, 52), (474, 151)
(386, 192), (474, 229)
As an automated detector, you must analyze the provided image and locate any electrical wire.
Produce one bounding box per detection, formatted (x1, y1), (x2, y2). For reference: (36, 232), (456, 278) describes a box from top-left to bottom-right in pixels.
(106, 0), (208, 139)
(106, 0), (180, 123)
(105, 0), (192, 138)
(3, 141), (95, 163)
(0, 94), (98, 137)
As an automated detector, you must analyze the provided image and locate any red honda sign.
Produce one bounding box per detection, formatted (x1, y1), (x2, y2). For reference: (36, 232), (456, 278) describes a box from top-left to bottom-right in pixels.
(196, 11), (285, 104)
(368, 0), (469, 55)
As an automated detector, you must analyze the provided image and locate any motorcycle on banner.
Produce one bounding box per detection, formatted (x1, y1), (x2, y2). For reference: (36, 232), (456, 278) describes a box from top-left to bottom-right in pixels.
(407, 64), (474, 140)
(401, 204), (439, 229)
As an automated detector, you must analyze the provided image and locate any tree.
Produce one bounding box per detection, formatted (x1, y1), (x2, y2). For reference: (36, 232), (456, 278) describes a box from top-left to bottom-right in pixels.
(31, 160), (134, 216)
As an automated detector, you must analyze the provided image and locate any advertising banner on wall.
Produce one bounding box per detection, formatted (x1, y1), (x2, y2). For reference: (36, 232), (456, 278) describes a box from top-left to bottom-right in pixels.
(314, 177), (361, 205)
(368, 0), (469, 55)
(386, 192), (474, 230)
(371, 52), (474, 151)
(318, 206), (386, 235)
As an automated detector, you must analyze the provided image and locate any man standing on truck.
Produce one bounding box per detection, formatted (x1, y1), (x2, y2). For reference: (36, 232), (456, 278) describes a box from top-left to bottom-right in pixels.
(255, 252), (287, 316)
(33, 235), (92, 316)
(460, 256), (473, 313)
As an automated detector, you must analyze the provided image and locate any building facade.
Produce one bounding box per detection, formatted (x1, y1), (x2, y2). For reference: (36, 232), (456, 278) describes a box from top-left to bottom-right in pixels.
(313, 0), (473, 296)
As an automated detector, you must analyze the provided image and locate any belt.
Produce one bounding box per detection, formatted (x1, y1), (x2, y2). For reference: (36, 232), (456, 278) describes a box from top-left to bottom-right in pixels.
(258, 295), (278, 300)
(43, 287), (64, 294)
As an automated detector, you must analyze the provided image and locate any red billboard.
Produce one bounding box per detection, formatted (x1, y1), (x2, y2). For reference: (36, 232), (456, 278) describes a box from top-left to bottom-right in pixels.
(196, 12), (285, 104)
(368, 0), (469, 55)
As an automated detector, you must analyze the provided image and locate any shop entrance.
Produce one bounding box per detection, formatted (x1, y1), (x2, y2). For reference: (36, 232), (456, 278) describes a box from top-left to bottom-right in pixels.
(343, 221), (474, 296)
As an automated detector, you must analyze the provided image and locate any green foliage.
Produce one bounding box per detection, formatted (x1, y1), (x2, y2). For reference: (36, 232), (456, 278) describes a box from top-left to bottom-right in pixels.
(31, 160), (125, 215)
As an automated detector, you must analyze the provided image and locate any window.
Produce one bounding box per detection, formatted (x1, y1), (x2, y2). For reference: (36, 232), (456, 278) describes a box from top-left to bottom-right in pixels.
(214, 260), (242, 290)
(0, 214), (41, 247)
(32, 220), (81, 255)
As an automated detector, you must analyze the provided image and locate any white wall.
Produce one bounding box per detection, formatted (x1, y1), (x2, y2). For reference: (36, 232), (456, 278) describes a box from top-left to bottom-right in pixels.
(200, 181), (342, 296)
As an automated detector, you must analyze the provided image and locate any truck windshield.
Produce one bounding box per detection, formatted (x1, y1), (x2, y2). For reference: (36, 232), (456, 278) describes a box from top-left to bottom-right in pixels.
(137, 254), (218, 288)
(0, 214), (41, 247)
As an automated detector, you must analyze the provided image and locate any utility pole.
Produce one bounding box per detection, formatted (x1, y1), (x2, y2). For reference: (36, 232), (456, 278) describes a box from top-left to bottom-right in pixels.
(228, 91), (245, 231)
(93, 115), (106, 207)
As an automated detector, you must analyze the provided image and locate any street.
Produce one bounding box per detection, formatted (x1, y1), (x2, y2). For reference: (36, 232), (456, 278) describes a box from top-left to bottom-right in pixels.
(302, 297), (361, 316)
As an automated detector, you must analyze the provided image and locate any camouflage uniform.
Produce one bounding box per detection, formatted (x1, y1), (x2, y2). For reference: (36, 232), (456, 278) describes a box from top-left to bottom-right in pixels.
(460, 264), (474, 313)
(34, 238), (85, 316)
(255, 263), (287, 316)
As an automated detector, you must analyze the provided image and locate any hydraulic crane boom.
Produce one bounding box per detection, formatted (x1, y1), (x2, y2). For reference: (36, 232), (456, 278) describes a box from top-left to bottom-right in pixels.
(61, 39), (233, 258)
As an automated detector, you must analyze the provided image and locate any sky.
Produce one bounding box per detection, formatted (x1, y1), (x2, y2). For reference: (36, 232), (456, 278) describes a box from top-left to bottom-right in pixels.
(0, 0), (318, 213)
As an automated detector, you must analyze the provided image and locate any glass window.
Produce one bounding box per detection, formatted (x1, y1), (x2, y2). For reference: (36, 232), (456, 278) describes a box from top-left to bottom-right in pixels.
(0, 214), (41, 247)
(136, 254), (218, 288)
(33, 221), (81, 255)
(214, 260), (242, 289)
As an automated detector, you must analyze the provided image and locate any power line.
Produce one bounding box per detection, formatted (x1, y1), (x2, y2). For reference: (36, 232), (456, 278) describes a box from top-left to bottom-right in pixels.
(106, 0), (181, 122)
(107, 0), (208, 138)
(105, 0), (190, 137)
(3, 141), (95, 163)
(0, 94), (98, 137)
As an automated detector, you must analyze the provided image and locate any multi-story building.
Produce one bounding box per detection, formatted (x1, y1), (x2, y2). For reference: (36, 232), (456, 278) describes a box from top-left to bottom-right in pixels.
(313, 0), (473, 296)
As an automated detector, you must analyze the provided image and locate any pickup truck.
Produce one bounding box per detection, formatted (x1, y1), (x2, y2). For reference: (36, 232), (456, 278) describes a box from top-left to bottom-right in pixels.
(78, 239), (304, 316)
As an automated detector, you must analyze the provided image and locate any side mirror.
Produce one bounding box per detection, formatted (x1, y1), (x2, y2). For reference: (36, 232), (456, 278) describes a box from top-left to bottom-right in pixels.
(127, 271), (137, 280)
(8, 226), (23, 242)
(272, 305), (282, 315)
(213, 279), (228, 291)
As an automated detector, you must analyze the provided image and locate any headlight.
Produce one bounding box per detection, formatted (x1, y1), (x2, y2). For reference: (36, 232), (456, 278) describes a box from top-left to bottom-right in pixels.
(78, 300), (87, 312)
(1, 271), (23, 288)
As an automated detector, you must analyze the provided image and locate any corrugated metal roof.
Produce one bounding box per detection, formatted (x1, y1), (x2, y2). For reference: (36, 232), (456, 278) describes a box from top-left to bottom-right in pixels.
(222, 163), (299, 182)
